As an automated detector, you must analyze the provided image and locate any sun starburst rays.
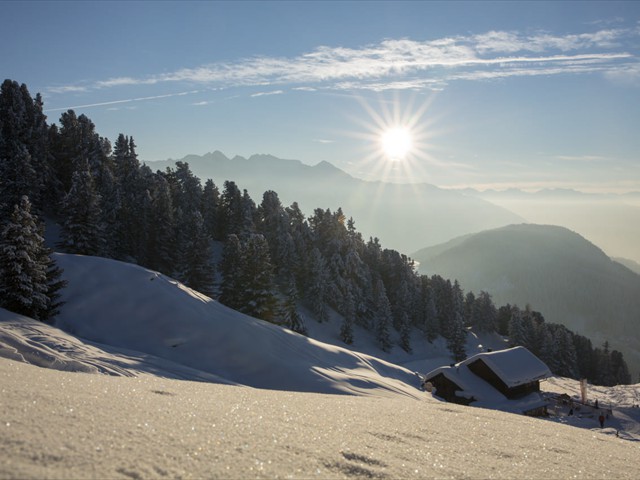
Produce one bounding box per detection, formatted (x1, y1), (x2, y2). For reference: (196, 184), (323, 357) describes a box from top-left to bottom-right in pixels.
(344, 92), (444, 187)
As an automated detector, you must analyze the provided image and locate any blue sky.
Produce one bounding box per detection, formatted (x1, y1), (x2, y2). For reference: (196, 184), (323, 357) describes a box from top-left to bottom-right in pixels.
(3, 1), (640, 192)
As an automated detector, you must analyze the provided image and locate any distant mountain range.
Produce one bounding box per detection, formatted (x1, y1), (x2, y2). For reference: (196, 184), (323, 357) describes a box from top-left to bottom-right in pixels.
(457, 188), (640, 265)
(412, 224), (640, 378)
(147, 152), (523, 255)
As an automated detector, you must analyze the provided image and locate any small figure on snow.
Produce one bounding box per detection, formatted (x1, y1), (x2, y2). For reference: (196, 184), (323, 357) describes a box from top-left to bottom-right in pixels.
(598, 413), (605, 428)
(595, 399), (599, 409)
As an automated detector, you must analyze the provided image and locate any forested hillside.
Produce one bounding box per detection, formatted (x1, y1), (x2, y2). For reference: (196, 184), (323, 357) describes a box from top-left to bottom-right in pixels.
(0, 79), (631, 386)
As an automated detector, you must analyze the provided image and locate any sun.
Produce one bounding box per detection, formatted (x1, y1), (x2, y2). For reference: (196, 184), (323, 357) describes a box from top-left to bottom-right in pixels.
(380, 127), (413, 161)
(341, 91), (440, 184)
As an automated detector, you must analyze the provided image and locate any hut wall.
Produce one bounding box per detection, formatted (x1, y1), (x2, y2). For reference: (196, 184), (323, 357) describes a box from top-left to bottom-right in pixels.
(428, 373), (473, 406)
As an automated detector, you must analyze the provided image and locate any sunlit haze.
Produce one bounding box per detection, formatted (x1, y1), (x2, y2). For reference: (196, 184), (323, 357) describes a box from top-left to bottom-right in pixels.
(2, 1), (639, 193)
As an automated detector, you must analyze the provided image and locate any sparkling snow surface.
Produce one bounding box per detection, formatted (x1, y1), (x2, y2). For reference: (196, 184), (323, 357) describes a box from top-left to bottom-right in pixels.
(2, 357), (639, 479)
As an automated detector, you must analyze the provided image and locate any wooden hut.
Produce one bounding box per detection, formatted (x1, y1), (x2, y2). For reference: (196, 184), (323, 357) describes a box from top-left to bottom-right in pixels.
(423, 347), (552, 415)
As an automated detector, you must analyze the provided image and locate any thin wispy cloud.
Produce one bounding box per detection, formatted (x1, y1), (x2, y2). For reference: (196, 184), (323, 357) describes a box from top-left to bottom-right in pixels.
(47, 85), (89, 94)
(250, 90), (284, 97)
(44, 90), (199, 112)
(49, 27), (640, 97)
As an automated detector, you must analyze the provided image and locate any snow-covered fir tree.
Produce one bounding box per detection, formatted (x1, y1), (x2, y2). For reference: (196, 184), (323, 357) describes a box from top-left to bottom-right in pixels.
(219, 234), (245, 311)
(238, 234), (278, 322)
(58, 162), (104, 256)
(508, 305), (527, 347)
(0, 196), (62, 322)
(112, 134), (143, 261)
(0, 80), (41, 217)
(373, 278), (393, 353)
(180, 210), (215, 297)
(143, 174), (176, 275)
(218, 180), (244, 239)
(307, 247), (329, 323)
(470, 291), (497, 332)
(339, 288), (355, 345)
(422, 284), (439, 342)
(201, 179), (220, 240)
(259, 190), (293, 276)
(280, 275), (307, 335)
(446, 281), (467, 362)
(399, 311), (412, 353)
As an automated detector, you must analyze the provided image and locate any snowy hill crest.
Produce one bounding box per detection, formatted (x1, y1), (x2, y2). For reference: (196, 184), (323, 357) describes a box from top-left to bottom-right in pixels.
(49, 253), (423, 399)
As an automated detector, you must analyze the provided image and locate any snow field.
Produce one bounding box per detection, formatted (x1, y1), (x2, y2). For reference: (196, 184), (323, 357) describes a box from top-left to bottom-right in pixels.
(2, 357), (638, 480)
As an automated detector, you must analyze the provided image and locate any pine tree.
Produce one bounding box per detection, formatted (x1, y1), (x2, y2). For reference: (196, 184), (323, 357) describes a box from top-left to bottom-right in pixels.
(423, 286), (439, 342)
(259, 190), (292, 277)
(0, 80), (40, 217)
(596, 341), (614, 386)
(339, 287), (356, 345)
(219, 233), (278, 321)
(556, 326), (578, 378)
(219, 234), (245, 310)
(280, 276), (307, 335)
(50, 111), (99, 197)
(0, 196), (56, 321)
(240, 234), (278, 321)
(399, 311), (412, 353)
(610, 350), (631, 385)
(201, 179), (220, 240)
(41, 249), (67, 322)
(0, 143), (36, 220)
(181, 210), (214, 297)
(112, 134), (142, 261)
(471, 291), (497, 332)
(58, 162), (104, 256)
(307, 247), (329, 323)
(446, 281), (467, 361)
(464, 291), (476, 327)
(240, 189), (257, 235)
(373, 279), (393, 353)
(508, 305), (527, 347)
(539, 325), (560, 372)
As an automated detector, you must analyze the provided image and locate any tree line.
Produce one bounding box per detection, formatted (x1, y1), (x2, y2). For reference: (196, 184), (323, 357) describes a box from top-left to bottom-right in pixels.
(0, 79), (631, 386)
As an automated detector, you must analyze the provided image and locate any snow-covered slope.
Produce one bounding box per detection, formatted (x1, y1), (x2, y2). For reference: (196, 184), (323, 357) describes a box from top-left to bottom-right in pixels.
(46, 253), (422, 399)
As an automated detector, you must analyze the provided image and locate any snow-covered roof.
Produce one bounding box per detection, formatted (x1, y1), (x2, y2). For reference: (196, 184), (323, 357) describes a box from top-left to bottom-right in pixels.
(463, 346), (552, 388)
(423, 347), (552, 414)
